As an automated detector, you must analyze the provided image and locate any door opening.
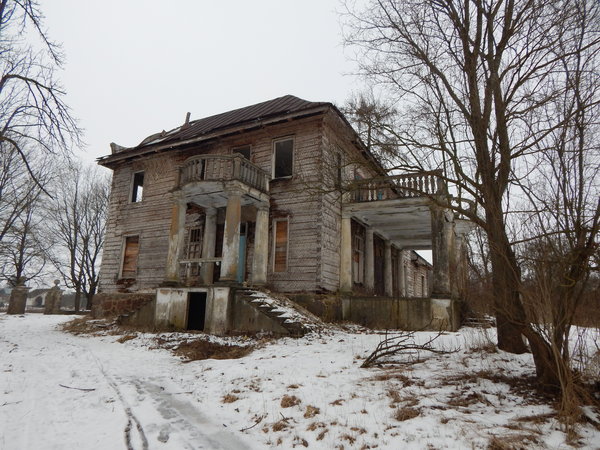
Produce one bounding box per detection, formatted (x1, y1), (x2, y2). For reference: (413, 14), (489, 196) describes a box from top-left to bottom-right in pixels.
(187, 292), (207, 331)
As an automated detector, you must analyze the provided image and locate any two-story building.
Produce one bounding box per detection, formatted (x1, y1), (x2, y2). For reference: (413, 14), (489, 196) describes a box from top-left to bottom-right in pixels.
(96, 95), (468, 334)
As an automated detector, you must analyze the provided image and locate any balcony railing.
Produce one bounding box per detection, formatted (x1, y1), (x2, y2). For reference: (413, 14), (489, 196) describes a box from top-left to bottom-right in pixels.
(180, 155), (270, 194)
(350, 170), (446, 203)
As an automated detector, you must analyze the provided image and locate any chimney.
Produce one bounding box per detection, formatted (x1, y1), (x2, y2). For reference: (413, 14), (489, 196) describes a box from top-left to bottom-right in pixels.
(182, 112), (191, 129)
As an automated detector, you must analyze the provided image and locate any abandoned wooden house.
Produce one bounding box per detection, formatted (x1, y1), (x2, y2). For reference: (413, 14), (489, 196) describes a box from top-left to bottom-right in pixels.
(95, 95), (469, 334)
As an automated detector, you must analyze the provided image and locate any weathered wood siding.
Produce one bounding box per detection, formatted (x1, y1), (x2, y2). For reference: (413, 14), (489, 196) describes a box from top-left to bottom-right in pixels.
(99, 153), (179, 293)
(100, 115), (328, 294)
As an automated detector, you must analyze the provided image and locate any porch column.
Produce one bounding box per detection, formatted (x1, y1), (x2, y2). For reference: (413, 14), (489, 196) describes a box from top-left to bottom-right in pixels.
(364, 227), (374, 292)
(340, 213), (352, 292)
(398, 250), (405, 297)
(200, 207), (217, 285)
(431, 205), (454, 297)
(165, 193), (187, 284)
(384, 240), (393, 296)
(220, 188), (242, 282)
(252, 204), (270, 285)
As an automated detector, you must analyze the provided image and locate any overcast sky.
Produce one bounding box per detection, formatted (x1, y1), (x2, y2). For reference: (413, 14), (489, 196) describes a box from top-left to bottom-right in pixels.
(43, 0), (362, 166)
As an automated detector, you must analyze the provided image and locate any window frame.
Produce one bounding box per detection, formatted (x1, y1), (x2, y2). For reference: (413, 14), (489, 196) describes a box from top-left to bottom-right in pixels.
(130, 171), (145, 203)
(272, 217), (289, 272)
(272, 136), (294, 179)
(120, 234), (140, 279)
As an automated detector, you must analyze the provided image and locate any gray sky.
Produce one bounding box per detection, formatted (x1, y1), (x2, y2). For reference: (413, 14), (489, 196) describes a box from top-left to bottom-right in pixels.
(43, 0), (361, 165)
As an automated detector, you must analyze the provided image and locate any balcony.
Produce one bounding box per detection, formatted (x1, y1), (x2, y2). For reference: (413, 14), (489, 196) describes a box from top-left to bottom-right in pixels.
(179, 155), (270, 208)
(344, 171), (448, 250)
(349, 170), (446, 203)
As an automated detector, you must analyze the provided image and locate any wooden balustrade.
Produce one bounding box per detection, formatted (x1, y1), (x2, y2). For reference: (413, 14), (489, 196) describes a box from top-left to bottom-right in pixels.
(180, 155), (270, 193)
(351, 171), (446, 202)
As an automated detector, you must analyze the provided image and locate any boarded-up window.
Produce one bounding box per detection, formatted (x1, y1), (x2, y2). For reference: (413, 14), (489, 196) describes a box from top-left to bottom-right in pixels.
(273, 138), (293, 178)
(121, 236), (139, 278)
(273, 219), (288, 272)
(187, 227), (203, 259)
(131, 172), (144, 202)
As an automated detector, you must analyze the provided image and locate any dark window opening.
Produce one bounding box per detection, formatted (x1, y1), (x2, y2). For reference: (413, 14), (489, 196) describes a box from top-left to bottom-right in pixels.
(187, 292), (207, 330)
(131, 172), (144, 202)
(121, 235), (139, 278)
(273, 138), (293, 178)
(233, 145), (251, 160)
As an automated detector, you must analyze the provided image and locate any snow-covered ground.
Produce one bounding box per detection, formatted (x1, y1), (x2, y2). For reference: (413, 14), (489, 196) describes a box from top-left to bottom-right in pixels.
(1, 314), (599, 449)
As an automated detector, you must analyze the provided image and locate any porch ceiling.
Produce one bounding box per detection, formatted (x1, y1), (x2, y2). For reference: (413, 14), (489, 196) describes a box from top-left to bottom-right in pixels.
(344, 198), (433, 250)
(180, 180), (270, 209)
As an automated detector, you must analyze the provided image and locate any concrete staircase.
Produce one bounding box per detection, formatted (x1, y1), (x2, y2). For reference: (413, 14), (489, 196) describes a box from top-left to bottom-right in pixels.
(235, 288), (318, 336)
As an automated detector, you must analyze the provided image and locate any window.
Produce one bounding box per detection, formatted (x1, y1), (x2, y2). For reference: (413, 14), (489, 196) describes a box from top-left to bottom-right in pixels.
(273, 218), (288, 272)
(232, 145), (251, 160)
(121, 236), (139, 278)
(187, 227), (203, 259)
(131, 172), (144, 203)
(421, 275), (426, 297)
(273, 138), (293, 178)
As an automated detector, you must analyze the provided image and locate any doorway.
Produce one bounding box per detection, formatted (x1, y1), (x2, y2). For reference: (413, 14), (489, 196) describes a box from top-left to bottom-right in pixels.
(187, 292), (207, 330)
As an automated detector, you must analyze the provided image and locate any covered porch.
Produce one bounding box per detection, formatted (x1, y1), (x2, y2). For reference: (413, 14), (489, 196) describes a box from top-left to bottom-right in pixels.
(340, 172), (470, 329)
(164, 154), (271, 287)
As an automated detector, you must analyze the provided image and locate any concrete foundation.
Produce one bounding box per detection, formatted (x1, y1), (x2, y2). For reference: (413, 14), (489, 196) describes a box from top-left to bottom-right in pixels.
(342, 296), (459, 331)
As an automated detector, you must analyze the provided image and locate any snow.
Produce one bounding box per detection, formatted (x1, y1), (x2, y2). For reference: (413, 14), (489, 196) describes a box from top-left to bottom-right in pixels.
(1, 314), (599, 449)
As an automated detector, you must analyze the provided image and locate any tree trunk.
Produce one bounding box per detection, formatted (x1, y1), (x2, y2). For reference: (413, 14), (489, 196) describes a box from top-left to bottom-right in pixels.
(486, 205), (529, 354)
(74, 287), (81, 313)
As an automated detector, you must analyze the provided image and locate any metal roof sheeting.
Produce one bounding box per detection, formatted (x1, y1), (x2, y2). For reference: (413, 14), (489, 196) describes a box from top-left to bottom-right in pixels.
(136, 95), (329, 149)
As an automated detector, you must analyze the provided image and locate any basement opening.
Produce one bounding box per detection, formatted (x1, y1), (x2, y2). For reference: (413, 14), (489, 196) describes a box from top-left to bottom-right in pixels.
(187, 292), (207, 331)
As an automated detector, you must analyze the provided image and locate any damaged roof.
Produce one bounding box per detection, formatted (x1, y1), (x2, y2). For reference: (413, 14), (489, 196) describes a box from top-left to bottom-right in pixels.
(99, 95), (332, 164)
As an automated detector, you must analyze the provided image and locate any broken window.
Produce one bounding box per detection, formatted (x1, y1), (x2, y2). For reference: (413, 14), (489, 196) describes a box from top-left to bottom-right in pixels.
(273, 218), (288, 272)
(187, 227), (203, 259)
(121, 236), (139, 278)
(232, 145), (251, 160)
(273, 138), (293, 178)
(131, 171), (144, 203)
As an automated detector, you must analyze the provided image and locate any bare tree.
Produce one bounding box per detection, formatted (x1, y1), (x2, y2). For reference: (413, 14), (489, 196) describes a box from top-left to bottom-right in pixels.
(0, 0), (80, 184)
(343, 0), (600, 384)
(0, 156), (52, 287)
(47, 164), (109, 311)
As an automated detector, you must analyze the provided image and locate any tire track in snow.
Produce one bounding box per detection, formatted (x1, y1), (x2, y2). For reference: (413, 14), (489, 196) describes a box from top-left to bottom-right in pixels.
(85, 348), (149, 450)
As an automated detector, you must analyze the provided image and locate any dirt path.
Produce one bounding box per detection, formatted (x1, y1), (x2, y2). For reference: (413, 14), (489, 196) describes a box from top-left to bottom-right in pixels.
(0, 314), (255, 450)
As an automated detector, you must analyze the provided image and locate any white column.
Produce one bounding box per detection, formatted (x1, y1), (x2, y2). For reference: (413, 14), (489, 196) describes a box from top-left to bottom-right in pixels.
(220, 189), (242, 282)
(200, 207), (217, 285)
(165, 194), (187, 284)
(340, 214), (352, 292)
(365, 227), (374, 292)
(384, 240), (393, 296)
(252, 204), (269, 285)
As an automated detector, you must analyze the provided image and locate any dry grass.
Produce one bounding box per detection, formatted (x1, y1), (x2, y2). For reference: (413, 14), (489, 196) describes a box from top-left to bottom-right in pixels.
(394, 407), (420, 421)
(173, 340), (254, 361)
(116, 334), (137, 343)
(61, 317), (115, 335)
(330, 398), (344, 406)
(303, 405), (320, 418)
(272, 420), (288, 432)
(221, 393), (239, 403)
(487, 433), (540, 449)
(280, 394), (301, 408)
